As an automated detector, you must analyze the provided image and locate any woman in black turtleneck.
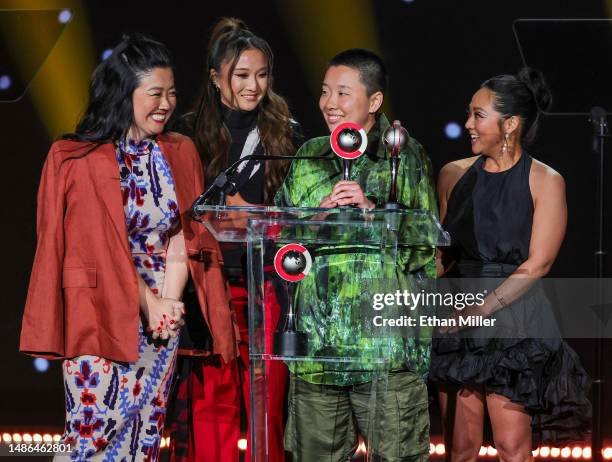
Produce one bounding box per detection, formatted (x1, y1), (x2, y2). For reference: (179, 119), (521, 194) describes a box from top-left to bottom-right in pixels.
(218, 105), (267, 276)
(223, 105), (266, 203)
(170, 18), (299, 462)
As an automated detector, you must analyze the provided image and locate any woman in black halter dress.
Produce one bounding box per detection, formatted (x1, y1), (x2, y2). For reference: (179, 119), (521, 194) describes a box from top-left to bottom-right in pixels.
(430, 69), (591, 461)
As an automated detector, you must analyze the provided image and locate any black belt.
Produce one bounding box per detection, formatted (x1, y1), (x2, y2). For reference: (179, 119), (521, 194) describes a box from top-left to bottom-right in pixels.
(456, 261), (519, 277)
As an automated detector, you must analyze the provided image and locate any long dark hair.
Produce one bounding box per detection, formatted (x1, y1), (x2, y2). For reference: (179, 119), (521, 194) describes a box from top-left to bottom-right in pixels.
(191, 17), (296, 203)
(481, 67), (552, 146)
(63, 33), (174, 143)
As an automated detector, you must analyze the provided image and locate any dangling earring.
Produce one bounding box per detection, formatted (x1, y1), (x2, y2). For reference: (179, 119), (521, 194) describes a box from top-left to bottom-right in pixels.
(502, 132), (509, 154)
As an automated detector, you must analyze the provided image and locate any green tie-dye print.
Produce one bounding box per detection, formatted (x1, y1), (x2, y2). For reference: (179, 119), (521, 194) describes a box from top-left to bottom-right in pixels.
(274, 114), (438, 385)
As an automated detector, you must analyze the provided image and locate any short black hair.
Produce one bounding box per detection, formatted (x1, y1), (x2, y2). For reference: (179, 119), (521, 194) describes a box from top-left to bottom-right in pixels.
(328, 48), (387, 96)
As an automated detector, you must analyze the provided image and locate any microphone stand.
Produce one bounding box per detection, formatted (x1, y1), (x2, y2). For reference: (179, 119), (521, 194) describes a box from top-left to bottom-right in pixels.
(190, 153), (335, 218)
(591, 106), (608, 462)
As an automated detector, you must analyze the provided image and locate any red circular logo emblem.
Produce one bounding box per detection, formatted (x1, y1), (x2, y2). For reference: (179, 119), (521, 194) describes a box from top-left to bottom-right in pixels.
(274, 243), (313, 282)
(330, 122), (367, 160)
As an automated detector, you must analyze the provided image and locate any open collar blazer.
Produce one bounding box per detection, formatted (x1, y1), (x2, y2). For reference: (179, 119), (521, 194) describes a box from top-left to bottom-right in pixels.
(20, 132), (238, 363)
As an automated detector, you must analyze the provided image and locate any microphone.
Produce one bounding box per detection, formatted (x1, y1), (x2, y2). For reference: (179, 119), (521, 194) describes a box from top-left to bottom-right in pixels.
(590, 106), (608, 126)
(190, 152), (334, 217)
(590, 106), (609, 153)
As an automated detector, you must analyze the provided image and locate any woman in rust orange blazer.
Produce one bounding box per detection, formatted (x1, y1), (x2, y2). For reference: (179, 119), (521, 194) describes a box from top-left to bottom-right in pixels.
(19, 34), (235, 461)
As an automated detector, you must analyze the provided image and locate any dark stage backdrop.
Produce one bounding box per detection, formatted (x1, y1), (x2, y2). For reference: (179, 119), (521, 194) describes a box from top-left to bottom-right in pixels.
(1, 0), (610, 438)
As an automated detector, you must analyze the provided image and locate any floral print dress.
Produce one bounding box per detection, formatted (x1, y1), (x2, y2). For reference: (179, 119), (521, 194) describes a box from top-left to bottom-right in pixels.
(58, 138), (181, 461)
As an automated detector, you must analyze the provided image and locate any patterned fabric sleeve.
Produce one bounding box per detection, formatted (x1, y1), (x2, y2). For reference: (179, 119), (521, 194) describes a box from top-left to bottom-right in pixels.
(274, 137), (330, 208)
(273, 159), (294, 208)
(398, 138), (438, 277)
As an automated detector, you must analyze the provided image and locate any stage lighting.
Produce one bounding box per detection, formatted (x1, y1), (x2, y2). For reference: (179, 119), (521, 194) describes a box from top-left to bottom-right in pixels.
(238, 438), (247, 451)
(58, 9), (72, 24)
(101, 49), (113, 61)
(33, 358), (49, 372)
(562, 447), (572, 458)
(445, 122), (462, 139)
(0, 75), (11, 90)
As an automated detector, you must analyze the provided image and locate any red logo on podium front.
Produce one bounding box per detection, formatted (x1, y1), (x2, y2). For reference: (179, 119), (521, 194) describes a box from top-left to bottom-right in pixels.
(274, 243), (312, 282)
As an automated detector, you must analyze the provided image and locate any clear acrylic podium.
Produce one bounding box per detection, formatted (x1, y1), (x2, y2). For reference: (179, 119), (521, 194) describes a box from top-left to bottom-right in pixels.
(195, 205), (449, 461)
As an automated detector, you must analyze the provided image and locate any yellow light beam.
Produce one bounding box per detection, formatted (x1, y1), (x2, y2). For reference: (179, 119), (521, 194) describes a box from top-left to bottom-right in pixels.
(276, 0), (392, 116)
(0, 0), (94, 140)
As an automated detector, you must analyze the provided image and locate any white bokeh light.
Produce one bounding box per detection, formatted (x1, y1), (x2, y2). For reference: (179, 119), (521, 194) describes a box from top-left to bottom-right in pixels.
(58, 9), (72, 24)
(0, 75), (11, 90)
(445, 122), (462, 139)
(33, 358), (50, 373)
(102, 49), (113, 61)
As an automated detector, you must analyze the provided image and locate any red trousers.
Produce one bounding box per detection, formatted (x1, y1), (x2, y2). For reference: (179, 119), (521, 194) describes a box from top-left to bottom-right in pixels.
(171, 283), (287, 462)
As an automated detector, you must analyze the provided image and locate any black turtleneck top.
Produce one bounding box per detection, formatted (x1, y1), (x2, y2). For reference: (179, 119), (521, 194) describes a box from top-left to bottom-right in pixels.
(221, 105), (266, 273)
(223, 105), (265, 205)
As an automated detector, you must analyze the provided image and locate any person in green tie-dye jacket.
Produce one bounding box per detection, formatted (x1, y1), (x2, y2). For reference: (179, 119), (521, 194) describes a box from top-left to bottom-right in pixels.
(274, 49), (437, 462)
